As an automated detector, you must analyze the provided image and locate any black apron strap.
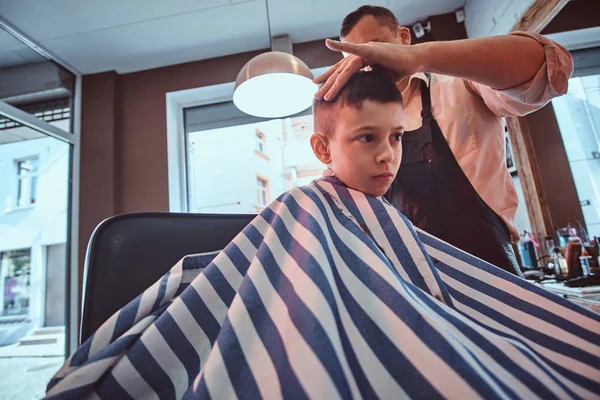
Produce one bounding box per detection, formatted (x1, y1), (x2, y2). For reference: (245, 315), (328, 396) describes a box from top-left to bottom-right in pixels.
(420, 74), (433, 123)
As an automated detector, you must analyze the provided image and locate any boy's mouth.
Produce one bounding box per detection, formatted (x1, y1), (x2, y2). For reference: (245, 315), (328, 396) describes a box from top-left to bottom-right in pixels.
(372, 172), (394, 184)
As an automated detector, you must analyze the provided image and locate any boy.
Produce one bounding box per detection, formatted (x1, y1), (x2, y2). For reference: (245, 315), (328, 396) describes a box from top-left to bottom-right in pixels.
(310, 68), (404, 198)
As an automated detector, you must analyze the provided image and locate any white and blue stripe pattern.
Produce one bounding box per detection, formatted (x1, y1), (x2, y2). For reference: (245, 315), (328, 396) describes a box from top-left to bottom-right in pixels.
(46, 176), (600, 399)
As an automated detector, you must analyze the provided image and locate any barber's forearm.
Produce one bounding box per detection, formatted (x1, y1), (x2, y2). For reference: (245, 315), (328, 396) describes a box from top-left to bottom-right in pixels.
(413, 35), (545, 90)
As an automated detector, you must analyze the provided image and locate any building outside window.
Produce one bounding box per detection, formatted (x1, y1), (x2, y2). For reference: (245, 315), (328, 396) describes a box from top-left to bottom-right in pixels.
(184, 103), (322, 215)
(0, 24), (76, 398)
(176, 67), (331, 216)
(255, 130), (266, 155)
(256, 177), (269, 208)
(16, 157), (39, 207)
(0, 115), (71, 392)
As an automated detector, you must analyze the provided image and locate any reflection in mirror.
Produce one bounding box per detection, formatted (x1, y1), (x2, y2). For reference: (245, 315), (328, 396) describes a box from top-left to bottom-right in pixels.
(0, 26), (75, 133)
(0, 116), (70, 399)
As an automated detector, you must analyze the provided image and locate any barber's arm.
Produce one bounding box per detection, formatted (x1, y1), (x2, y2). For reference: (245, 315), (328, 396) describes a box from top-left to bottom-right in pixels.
(411, 33), (546, 90)
(315, 32), (573, 110)
(461, 32), (574, 117)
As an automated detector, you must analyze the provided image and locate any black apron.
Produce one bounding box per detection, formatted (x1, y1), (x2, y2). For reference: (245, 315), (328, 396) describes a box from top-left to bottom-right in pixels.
(385, 77), (522, 276)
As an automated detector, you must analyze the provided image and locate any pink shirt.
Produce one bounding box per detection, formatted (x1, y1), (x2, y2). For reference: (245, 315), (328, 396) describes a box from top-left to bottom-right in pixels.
(400, 32), (573, 241)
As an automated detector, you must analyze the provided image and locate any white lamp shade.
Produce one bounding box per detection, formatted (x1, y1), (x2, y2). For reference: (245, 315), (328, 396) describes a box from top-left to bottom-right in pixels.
(233, 51), (317, 118)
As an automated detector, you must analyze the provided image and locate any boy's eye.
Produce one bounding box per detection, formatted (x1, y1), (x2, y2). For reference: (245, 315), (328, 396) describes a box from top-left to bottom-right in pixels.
(393, 133), (403, 141)
(358, 134), (375, 143)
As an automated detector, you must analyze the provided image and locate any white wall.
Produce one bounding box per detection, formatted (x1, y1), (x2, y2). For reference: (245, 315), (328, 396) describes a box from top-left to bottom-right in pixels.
(464, 0), (534, 38)
(189, 119), (287, 214)
(0, 136), (69, 250)
(285, 115), (324, 185)
(0, 119), (70, 325)
(187, 115), (323, 214)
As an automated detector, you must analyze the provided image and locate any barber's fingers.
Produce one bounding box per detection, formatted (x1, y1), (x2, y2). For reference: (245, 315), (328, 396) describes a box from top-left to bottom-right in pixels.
(315, 59), (347, 99)
(313, 39), (377, 84)
(326, 39), (377, 61)
(314, 57), (353, 99)
(313, 60), (342, 84)
(322, 56), (364, 100)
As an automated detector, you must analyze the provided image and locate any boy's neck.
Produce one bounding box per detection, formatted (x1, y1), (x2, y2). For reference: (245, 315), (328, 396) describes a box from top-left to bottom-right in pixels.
(322, 167), (336, 177)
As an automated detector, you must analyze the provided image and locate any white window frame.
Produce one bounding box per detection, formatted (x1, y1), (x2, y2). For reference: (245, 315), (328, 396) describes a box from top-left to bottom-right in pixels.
(15, 156), (40, 208)
(255, 130), (266, 155)
(166, 66), (330, 213)
(256, 176), (269, 207)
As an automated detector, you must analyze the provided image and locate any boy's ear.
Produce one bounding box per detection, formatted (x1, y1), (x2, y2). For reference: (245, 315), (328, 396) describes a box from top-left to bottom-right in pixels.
(310, 133), (332, 164)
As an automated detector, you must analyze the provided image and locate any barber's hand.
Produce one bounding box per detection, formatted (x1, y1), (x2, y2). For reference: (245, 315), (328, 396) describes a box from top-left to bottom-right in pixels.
(314, 39), (423, 100)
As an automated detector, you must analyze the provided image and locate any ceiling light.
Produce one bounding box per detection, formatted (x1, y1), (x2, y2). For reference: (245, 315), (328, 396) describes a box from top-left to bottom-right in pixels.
(234, 49), (316, 118)
(233, 1), (316, 118)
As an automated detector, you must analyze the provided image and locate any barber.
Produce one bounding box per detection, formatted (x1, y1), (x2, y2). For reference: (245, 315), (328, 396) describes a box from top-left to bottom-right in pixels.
(314, 5), (573, 275)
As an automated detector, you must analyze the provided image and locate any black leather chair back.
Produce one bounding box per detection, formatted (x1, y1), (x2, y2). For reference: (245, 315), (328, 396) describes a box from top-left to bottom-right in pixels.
(80, 212), (255, 344)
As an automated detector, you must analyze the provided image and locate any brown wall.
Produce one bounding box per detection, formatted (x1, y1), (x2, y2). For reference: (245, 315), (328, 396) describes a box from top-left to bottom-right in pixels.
(525, 104), (586, 230)
(541, 0), (600, 35)
(78, 14), (467, 295)
(414, 13), (469, 43)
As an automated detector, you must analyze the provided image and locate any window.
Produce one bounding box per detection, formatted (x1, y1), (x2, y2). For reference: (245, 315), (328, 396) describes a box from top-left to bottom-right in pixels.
(255, 130), (266, 154)
(0, 249), (31, 316)
(0, 26), (77, 396)
(16, 157), (39, 206)
(168, 65), (330, 214)
(256, 177), (269, 207)
(552, 72), (600, 238)
(0, 114), (71, 394)
(183, 103), (321, 214)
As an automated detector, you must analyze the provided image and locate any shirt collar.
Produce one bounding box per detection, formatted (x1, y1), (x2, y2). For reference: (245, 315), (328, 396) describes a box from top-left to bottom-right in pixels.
(399, 72), (429, 97)
(409, 72), (429, 87)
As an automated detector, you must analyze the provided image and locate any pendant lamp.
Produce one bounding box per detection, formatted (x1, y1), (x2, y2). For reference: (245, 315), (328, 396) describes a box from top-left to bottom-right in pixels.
(233, 1), (317, 118)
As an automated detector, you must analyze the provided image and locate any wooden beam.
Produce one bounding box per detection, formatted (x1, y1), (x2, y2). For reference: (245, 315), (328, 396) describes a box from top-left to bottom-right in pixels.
(512, 0), (570, 33)
(505, 118), (554, 239)
(504, 0), (569, 241)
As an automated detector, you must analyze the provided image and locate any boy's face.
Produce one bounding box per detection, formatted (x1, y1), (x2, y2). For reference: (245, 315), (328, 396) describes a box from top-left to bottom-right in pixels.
(314, 100), (404, 196)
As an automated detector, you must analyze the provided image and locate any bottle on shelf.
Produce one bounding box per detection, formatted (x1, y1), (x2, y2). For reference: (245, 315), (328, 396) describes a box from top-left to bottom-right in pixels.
(565, 238), (583, 277)
(552, 248), (568, 278)
(519, 231), (538, 269)
(580, 245), (593, 277)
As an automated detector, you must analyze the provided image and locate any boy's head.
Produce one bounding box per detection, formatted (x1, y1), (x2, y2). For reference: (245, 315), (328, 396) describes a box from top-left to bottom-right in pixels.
(311, 68), (404, 196)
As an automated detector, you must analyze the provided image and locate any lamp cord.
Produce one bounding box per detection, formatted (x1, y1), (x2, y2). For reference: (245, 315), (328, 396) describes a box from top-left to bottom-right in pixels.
(265, 0), (272, 48)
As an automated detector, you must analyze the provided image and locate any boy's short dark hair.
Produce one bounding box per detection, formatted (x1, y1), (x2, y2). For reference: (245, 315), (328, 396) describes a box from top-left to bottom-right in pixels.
(313, 68), (403, 136)
(340, 5), (400, 39)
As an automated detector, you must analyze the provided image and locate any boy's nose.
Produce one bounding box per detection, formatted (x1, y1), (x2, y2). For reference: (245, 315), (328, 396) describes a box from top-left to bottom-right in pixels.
(376, 144), (395, 163)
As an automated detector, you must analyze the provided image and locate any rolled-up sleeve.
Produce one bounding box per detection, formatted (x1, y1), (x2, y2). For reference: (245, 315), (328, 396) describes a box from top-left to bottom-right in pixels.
(466, 31), (574, 117)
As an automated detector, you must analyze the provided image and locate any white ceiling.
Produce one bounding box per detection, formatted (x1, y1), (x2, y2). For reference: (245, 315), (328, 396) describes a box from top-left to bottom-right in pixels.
(0, 26), (46, 68)
(0, 0), (465, 75)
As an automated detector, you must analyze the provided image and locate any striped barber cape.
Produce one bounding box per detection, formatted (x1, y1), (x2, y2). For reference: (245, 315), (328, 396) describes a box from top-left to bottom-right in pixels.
(46, 176), (600, 399)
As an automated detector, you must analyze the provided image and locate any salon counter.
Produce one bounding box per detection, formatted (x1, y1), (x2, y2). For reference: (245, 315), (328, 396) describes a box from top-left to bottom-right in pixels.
(539, 282), (600, 313)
